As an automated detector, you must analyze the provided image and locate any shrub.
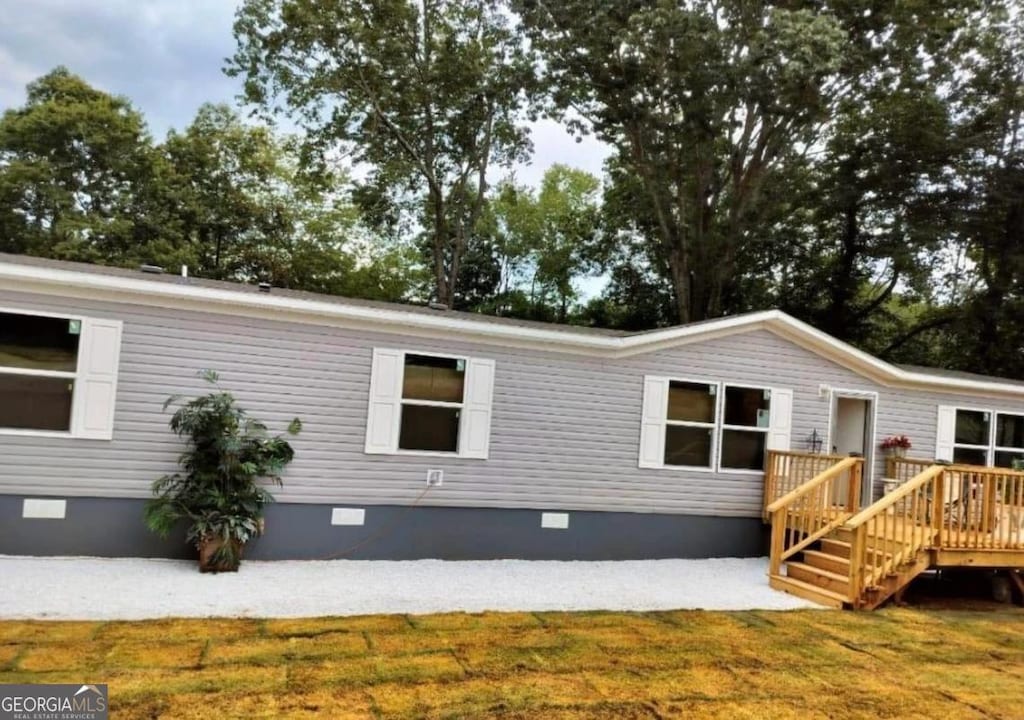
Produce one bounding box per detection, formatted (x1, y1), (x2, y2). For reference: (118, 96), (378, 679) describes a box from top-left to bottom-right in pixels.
(144, 370), (301, 570)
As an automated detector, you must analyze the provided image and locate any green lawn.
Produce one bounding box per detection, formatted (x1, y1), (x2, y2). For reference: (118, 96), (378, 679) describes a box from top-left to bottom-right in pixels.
(1, 607), (1022, 718)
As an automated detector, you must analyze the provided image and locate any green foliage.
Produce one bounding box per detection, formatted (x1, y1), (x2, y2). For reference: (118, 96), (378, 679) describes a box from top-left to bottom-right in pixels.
(0, 67), (162, 264)
(144, 371), (301, 567)
(466, 164), (601, 320)
(229, 0), (539, 307)
(517, 1), (845, 322)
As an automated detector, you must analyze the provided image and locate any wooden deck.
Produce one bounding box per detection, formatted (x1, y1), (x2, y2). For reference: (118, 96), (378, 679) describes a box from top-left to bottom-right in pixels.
(765, 452), (1024, 609)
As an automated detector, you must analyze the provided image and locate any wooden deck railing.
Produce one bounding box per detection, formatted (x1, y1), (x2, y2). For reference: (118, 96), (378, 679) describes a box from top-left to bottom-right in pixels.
(767, 456), (863, 577)
(883, 459), (1024, 551)
(937, 466), (1024, 550)
(843, 465), (943, 599)
(886, 456), (933, 484)
(764, 450), (852, 519)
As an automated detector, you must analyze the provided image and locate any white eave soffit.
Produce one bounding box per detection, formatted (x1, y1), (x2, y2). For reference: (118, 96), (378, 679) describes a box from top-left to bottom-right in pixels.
(3, 260), (1024, 399)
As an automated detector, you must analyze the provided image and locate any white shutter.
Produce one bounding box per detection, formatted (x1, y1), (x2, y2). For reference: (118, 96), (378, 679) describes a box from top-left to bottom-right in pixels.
(638, 376), (669, 468)
(935, 405), (956, 462)
(364, 348), (404, 454)
(460, 358), (495, 459)
(72, 317), (123, 440)
(767, 388), (793, 451)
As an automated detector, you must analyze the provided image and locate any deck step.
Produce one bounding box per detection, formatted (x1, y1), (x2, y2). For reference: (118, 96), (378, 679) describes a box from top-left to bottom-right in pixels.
(820, 537), (851, 558)
(819, 536), (895, 561)
(769, 574), (847, 608)
(802, 549), (850, 575)
(786, 561), (850, 595)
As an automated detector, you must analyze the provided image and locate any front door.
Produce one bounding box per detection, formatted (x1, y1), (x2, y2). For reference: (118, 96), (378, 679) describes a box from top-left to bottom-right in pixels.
(831, 395), (873, 506)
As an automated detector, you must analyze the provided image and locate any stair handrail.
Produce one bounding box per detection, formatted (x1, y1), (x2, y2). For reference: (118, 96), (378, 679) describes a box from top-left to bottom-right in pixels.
(767, 456), (863, 577)
(841, 465), (945, 602)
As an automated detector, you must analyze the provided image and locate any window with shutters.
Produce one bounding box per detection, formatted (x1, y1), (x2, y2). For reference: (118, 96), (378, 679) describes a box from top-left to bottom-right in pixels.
(0, 309), (122, 438)
(646, 378), (780, 472)
(942, 407), (1024, 468)
(365, 348), (494, 458)
(0, 310), (80, 431)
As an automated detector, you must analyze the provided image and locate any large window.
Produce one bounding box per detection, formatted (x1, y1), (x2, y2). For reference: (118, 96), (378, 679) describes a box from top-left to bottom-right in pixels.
(398, 353), (466, 453)
(950, 408), (1024, 468)
(0, 311), (80, 431)
(660, 380), (772, 471)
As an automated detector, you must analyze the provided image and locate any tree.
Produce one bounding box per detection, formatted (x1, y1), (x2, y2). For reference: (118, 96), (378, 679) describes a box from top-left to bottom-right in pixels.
(517, 1), (845, 323)
(747, 2), (985, 357)
(945, 6), (1024, 378)
(0, 67), (162, 264)
(229, 0), (538, 308)
(157, 103), (420, 300)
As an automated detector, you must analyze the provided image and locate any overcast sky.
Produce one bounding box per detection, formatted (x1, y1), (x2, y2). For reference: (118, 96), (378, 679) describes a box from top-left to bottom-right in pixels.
(0, 0), (611, 189)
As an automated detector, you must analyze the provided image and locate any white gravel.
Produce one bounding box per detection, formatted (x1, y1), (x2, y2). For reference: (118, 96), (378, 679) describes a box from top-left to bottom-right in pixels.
(0, 555), (817, 620)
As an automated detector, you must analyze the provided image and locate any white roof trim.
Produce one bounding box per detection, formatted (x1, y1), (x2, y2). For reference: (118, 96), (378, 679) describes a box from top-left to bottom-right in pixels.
(3, 259), (1023, 398)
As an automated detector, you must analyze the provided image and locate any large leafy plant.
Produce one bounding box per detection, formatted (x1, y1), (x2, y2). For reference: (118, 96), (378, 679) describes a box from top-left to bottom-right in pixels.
(144, 370), (301, 567)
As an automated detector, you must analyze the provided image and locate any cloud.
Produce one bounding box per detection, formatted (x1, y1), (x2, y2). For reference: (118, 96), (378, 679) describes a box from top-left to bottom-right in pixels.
(0, 0), (612, 188)
(0, 0), (241, 139)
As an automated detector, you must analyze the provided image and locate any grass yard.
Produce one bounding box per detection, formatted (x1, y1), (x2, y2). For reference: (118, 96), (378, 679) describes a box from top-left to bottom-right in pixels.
(1, 607), (1022, 719)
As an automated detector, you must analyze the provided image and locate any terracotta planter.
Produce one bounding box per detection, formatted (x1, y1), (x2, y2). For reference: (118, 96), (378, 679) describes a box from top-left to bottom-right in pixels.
(197, 536), (244, 573)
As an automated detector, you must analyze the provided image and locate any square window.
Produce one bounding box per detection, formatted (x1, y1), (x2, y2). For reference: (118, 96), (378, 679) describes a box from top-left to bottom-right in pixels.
(667, 381), (716, 423)
(664, 424), (712, 467)
(402, 354), (465, 403)
(721, 429), (767, 471)
(399, 404), (460, 453)
(724, 386), (769, 427)
(954, 410), (989, 446)
(0, 312), (80, 372)
(0, 374), (74, 431)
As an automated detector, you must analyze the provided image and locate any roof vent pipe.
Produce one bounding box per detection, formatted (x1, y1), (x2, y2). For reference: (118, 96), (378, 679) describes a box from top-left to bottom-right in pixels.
(139, 264), (164, 274)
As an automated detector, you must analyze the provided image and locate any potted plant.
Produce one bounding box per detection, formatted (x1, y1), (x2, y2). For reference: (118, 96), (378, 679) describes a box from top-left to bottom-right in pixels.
(144, 370), (301, 572)
(881, 434), (912, 458)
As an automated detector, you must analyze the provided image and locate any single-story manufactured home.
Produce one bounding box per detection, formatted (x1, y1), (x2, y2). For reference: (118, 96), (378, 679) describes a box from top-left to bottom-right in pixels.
(2, 252), (1024, 564)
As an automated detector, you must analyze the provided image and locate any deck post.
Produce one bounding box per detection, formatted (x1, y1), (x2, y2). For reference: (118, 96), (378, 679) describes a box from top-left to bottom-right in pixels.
(769, 508), (785, 576)
(847, 524), (867, 606)
(932, 470), (945, 547)
(847, 460), (863, 513)
(763, 454), (776, 521)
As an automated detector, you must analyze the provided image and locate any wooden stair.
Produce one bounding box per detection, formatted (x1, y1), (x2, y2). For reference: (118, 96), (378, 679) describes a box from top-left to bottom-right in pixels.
(765, 458), (943, 610)
(769, 519), (933, 610)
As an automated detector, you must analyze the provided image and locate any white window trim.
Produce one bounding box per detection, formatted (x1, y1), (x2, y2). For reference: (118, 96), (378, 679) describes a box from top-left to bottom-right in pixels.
(993, 412), (1024, 464)
(365, 347), (494, 459)
(0, 306), (82, 438)
(950, 408), (1024, 467)
(0, 306), (121, 440)
(662, 377), (720, 472)
(397, 352), (467, 456)
(717, 384), (773, 475)
(951, 406), (997, 466)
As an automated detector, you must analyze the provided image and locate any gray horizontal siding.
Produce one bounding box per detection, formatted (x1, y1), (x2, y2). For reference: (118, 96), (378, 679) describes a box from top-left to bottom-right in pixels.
(1, 287), (1023, 518)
